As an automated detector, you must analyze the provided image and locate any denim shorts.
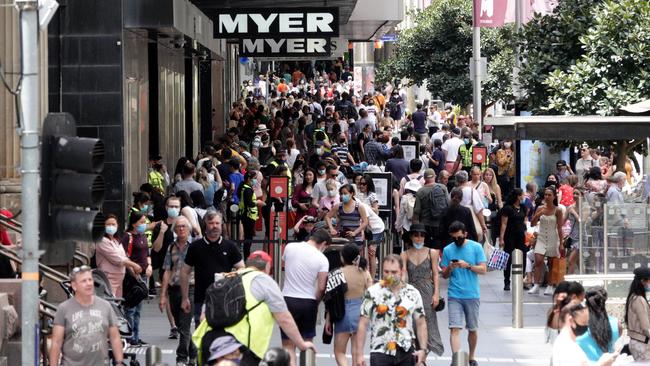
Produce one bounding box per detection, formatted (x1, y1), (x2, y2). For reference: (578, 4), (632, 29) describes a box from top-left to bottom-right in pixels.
(371, 232), (384, 245)
(448, 298), (480, 331)
(334, 298), (362, 334)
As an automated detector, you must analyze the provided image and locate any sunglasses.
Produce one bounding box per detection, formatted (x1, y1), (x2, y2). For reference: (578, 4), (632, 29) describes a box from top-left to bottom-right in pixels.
(70, 265), (91, 279)
(412, 232), (426, 237)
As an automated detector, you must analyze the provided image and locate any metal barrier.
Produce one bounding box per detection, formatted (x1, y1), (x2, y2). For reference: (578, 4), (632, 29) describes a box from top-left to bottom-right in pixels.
(511, 249), (524, 328)
(273, 212), (282, 286)
(451, 351), (469, 366)
(299, 348), (316, 366)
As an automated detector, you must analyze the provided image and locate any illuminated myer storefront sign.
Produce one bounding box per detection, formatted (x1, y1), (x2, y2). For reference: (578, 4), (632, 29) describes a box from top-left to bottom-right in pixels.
(212, 8), (339, 57)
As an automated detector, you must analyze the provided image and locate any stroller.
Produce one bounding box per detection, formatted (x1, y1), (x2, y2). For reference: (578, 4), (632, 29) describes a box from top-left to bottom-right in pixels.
(60, 269), (140, 366)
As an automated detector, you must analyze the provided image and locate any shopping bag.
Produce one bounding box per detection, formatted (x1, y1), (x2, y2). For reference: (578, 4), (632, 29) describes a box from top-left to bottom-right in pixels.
(483, 237), (495, 260)
(487, 247), (510, 271)
(549, 257), (567, 284)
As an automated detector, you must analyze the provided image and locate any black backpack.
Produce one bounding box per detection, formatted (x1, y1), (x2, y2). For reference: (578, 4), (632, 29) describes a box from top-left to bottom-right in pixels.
(204, 270), (262, 329)
(430, 183), (450, 220)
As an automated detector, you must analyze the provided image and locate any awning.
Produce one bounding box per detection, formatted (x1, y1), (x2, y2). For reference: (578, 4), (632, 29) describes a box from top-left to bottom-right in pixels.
(621, 99), (650, 115)
(486, 115), (650, 141)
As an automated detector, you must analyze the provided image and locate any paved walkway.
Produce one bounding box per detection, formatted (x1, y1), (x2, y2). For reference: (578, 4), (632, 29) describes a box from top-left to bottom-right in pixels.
(135, 265), (556, 365)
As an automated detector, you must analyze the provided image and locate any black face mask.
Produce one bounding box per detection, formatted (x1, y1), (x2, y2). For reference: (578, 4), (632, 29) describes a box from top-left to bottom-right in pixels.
(572, 323), (589, 337)
(454, 236), (465, 247)
(545, 180), (557, 188)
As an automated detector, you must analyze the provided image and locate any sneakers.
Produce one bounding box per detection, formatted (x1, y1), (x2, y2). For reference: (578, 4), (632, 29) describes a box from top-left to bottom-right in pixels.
(544, 285), (555, 296)
(528, 284), (540, 294)
(169, 327), (179, 339)
(188, 358), (197, 366)
(469, 360), (478, 366)
(504, 284), (511, 291)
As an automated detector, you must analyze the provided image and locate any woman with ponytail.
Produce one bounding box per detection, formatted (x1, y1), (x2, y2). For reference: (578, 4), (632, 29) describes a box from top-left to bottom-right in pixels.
(576, 287), (622, 361)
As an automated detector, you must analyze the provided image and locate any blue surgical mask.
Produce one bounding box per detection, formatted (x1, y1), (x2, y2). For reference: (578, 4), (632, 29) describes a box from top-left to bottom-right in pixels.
(318, 169), (326, 176)
(520, 198), (526, 205)
(464, 138), (470, 144)
(167, 207), (180, 218)
(140, 204), (149, 213)
(341, 194), (351, 203)
(136, 223), (147, 234)
(105, 225), (117, 236)
(331, 218), (337, 226)
(252, 178), (258, 186)
(645, 286), (650, 292)
(413, 242), (425, 250)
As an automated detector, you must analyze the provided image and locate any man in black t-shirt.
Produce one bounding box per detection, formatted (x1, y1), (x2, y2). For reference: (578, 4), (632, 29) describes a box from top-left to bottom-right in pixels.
(180, 212), (244, 325)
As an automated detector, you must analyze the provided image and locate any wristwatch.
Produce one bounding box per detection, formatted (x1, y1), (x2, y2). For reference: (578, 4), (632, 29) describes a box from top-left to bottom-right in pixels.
(418, 348), (428, 354)
(114, 361), (126, 366)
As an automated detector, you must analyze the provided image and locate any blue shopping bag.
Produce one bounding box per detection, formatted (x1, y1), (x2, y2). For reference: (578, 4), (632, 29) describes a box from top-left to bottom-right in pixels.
(487, 247), (510, 271)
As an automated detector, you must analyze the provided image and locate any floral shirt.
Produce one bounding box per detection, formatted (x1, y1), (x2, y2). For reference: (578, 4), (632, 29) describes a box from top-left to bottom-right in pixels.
(361, 282), (425, 355)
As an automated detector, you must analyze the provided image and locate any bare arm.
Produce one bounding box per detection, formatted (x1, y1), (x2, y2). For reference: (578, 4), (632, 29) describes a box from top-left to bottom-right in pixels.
(316, 271), (328, 300)
(159, 269), (172, 312)
(108, 326), (124, 364)
(355, 316), (370, 365)
(499, 214), (509, 247)
(233, 260), (245, 270)
(470, 262), (487, 275)
(152, 222), (167, 252)
(400, 252), (409, 282)
(415, 316), (428, 352)
(180, 263), (192, 305)
(49, 325), (64, 365)
(556, 208), (564, 243)
(356, 205), (369, 235)
(431, 249), (440, 305)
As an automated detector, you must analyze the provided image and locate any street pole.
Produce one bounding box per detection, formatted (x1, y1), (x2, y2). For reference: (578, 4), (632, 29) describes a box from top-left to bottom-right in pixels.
(512, 0), (524, 101)
(512, 249), (524, 328)
(472, 25), (482, 139)
(15, 1), (41, 365)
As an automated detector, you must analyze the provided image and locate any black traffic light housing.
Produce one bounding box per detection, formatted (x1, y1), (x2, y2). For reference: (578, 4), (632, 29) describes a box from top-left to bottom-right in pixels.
(40, 113), (106, 265)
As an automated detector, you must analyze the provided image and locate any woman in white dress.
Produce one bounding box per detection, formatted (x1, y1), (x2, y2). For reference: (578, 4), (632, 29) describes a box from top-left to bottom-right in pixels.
(529, 186), (564, 296)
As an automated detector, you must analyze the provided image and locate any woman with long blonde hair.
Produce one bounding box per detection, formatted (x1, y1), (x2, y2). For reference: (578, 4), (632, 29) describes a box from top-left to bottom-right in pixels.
(482, 168), (503, 209)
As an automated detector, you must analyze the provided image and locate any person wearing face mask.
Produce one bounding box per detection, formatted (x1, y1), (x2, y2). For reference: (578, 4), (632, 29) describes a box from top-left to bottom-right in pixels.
(455, 131), (477, 174)
(312, 165), (342, 208)
(625, 267), (650, 360)
(238, 170), (263, 260)
(440, 221), (487, 366)
(355, 255), (428, 366)
(95, 214), (142, 298)
(151, 195), (183, 339)
(499, 189), (528, 291)
(122, 211), (153, 346)
(551, 300), (617, 366)
(400, 224), (444, 358)
(318, 179), (341, 217)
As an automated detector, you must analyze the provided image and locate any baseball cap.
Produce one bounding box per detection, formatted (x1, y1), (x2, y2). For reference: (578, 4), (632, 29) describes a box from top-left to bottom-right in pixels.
(237, 141), (250, 151)
(248, 250), (272, 264)
(424, 169), (436, 179)
(452, 127), (461, 135)
(208, 336), (242, 362)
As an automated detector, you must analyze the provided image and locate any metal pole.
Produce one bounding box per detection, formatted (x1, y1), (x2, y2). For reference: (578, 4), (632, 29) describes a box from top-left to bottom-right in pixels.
(452, 351), (469, 366)
(145, 345), (162, 365)
(472, 26), (482, 138)
(299, 348), (316, 366)
(16, 1), (41, 365)
(273, 210), (282, 285)
(603, 203), (608, 276)
(512, 0), (523, 100)
(512, 249), (524, 328)
(578, 195), (584, 275)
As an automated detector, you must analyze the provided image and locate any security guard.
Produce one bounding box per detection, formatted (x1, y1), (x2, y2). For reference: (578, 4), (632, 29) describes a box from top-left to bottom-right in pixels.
(457, 130), (477, 173)
(238, 170), (260, 260)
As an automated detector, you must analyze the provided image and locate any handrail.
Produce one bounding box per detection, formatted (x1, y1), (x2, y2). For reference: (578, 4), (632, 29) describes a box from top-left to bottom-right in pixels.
(0, 245), (68, 283)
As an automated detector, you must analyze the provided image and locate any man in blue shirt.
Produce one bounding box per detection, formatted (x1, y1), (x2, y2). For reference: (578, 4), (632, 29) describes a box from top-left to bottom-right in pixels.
(440, 221), (487, 366)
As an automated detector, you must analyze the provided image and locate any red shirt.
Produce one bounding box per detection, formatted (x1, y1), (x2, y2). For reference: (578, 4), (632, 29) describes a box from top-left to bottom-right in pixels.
(558, 184), (575, 207)
(0, 209), (13, 246)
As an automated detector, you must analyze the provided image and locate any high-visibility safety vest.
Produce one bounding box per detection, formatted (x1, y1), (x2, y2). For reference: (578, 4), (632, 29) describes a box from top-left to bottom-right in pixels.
(225, 269), (275, 359)
(459, 143), (474, 168)
(238, 184), (259, 221)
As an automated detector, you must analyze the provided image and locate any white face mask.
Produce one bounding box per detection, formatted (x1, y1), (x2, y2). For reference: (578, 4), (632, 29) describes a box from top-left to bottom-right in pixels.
(504, 142), (512, 148)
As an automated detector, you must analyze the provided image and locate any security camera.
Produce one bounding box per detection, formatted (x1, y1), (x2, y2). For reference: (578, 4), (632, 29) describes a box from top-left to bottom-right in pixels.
(39, 0), (59, 30)
(172, 38), (186, 49)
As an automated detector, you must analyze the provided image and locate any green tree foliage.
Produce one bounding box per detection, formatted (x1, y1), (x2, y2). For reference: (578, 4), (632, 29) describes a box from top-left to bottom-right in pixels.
(375, 0), (514, 112)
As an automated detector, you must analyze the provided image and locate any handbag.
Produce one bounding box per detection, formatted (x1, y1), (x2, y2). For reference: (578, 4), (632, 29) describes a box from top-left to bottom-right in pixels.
(435, 297), (445, 312)
(549, 257), (567, 284)
(487, 247), (510, 271)
(483, 237), (495, 260)
(122, 272), (148, 308)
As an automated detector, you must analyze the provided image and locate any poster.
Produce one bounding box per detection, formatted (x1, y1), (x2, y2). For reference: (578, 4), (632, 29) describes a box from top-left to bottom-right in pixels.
(400, 141), (419, 162)
(519, 140), (570, 189)
(474, 0), (559, 28)
(269, 176), (290, 199)
(366, 172), (392, 211)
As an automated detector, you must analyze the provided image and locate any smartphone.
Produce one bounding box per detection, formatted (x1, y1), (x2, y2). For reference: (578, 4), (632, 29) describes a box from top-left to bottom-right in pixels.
(451, 259), (459, 263)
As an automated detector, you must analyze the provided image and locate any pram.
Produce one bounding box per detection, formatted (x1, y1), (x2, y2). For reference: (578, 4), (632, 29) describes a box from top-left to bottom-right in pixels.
(60, 269), (140, 366)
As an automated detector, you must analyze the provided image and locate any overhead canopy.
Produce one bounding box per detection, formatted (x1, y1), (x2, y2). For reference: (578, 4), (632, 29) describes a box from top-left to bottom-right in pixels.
(486, 116), (650, 141)
(621, 99), (650, 115)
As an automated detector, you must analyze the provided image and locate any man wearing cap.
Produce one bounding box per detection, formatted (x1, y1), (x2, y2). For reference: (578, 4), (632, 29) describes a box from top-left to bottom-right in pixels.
(235, 141), (252, 162)
(252, 124), (270, 157)
(413, 169), (450, 250)
(199, 250), (316, 366)
(207, 335), (243, 365)
(442, 128), (465, 175)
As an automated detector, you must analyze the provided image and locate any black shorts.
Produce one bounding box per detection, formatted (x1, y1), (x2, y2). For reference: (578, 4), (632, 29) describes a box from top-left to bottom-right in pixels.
(280, 297), (319, 340)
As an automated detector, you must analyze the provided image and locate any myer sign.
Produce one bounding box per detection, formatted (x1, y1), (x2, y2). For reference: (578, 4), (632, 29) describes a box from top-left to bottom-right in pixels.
(212, 8), (339, 57)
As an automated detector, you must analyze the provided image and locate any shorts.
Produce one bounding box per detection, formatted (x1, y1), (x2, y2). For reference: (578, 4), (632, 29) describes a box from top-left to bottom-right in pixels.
(281, 297), (319, 340)
(534, 238), (560, 257)
(448, 298), (480, 331)
(334, 298), (362, 334)
(370, 232), (384, 245)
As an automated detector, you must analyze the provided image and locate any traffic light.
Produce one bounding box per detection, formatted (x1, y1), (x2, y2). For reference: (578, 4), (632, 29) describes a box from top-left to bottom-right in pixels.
(40, 113), (105, 264)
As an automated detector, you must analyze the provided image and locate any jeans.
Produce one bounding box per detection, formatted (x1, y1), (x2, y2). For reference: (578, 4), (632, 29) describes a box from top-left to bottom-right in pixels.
(169, 285), (197, 362)
(124, 274), (147, 343)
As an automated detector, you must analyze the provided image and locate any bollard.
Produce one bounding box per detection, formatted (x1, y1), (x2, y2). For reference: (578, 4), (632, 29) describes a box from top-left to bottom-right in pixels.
(451, 351), (469, 366)
(299, 348), (316, 366)
(145, 345), (162, 365)
(229, 203), (239, 243)
(512, 249), (524, 328)
(273, 212), (282, 286)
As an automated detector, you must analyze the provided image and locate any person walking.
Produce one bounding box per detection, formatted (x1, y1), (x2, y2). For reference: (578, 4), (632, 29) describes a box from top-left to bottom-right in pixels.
(95, 214), (141, 298)
(180, 212), (245, 325)
(440, 221), (487, 366)
(355, 254), (428, 366)
(442, 188), (479, 244)
(324, 244), (373, 366)
(281, 229), (331, 366)
(159, 216), (198, 366)
(238, 170), (263, 260)
(400, 224), (445, 357)
(412, 169), (450, 250)
(122, 211), (152, 346)
(625, 267), (650, 360)
(576, 287), (622, 362)
(499, 189), (528, 291)
(49, 266), (125, 366)
(528, 186), (564, 296)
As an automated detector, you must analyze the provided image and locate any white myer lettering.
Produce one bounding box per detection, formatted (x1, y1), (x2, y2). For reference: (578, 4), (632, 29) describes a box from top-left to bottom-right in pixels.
(279, 13), (304, 32)
(238, 38), (330, 56)
(287, 38), (305, 53)
(307, 38), (327, 53)
(266, 39), (286, 53)
(248, 13), (278, 33)
(242, 39), (264, 53)
(306, 13), (334, 32)
(214, 9), (337, 37)
(218, 14), (247, 33)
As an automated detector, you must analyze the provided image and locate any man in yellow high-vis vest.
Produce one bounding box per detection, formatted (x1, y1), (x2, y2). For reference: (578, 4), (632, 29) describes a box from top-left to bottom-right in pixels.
(195, 251), (316, 366)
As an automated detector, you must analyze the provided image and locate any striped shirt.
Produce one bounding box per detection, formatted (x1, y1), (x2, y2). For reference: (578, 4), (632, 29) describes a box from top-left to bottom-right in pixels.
(338, 202), (363, 242)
